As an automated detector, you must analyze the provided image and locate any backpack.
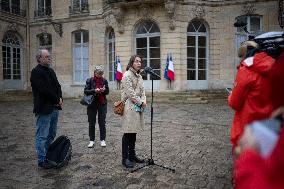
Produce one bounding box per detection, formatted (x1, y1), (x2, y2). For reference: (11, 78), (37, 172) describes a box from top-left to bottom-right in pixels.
(46, 135), (72, 168)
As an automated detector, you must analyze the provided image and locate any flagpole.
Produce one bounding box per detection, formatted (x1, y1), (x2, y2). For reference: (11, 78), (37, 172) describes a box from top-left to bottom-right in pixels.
(116, 56), (119, 90)
(115, 56), (123, 90)
(165, 53), (169, 89)
(169, 51), (171, 89)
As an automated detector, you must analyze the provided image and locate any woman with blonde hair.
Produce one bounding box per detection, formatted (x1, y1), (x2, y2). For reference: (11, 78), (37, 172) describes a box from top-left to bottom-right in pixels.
(238, 40), (259, 59)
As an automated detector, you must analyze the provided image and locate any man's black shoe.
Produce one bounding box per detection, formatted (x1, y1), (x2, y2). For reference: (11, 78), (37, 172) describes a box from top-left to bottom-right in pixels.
(130, 155), (145, 163)
(38, 161), (54, 169)
(122, 159), (134, 168)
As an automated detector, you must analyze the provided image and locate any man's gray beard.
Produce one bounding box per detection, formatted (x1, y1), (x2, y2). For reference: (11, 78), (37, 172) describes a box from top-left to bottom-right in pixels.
(40, 62), (51, 67)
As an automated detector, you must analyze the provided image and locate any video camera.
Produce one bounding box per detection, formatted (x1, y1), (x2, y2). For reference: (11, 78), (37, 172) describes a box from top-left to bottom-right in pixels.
(253, 31), (284, 58)
(234, 19), (284, 58)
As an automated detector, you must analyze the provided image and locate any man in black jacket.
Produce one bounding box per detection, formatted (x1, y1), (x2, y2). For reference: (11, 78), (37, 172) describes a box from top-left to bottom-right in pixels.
(30, 49), (63, 169)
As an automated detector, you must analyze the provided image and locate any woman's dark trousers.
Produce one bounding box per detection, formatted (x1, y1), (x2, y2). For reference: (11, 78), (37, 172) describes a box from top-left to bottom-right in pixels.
(122, 133), (144, 168)
(122, 133), (135, 159)
(122, 133), (135, 168)
(87, 103), (107, 141)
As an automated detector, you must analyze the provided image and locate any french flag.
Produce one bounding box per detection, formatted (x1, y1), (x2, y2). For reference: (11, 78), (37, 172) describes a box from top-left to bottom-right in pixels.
(167, 54), (175, 81)
(116, 56), (123, 81)
(164, 54), (169, 80)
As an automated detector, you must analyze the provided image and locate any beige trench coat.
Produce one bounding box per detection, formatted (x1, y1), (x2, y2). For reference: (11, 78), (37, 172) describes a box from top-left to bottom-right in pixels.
(121, 68), (146, 133)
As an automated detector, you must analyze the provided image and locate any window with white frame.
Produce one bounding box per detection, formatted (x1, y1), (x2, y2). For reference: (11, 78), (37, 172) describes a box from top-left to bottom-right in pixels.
(235, 15), (263, 53)
(72, 30), (89, 84)
(2, 32), (21, 80)
(107, 29), (115, 81)
(187, 20), (208, 80)
(135, 20), (161, 80)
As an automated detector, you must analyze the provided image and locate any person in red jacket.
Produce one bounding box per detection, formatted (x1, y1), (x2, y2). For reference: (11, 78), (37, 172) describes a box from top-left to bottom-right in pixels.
(228, 41), (275, 148)
(234, 35), (284, 189)
(269, 51), (284, 110)
(234, 107), (284, 189)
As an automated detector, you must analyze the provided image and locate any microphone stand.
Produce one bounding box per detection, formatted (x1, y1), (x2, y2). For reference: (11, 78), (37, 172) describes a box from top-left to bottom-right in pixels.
(131, 74), (175, 173)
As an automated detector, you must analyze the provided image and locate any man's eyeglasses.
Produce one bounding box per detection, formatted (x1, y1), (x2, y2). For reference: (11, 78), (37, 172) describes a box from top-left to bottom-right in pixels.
(41, 55), (51, 59)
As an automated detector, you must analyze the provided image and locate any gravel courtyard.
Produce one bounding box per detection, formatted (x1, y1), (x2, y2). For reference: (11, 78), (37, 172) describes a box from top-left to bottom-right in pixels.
(0, 99), (233, 189)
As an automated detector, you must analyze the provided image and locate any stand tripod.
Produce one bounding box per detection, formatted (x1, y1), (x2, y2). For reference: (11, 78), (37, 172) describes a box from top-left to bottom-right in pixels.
(131, 77), (175, 173)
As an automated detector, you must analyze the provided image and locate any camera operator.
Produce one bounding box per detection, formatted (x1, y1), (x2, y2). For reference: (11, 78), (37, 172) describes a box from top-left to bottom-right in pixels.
(228, 40), (275, 149)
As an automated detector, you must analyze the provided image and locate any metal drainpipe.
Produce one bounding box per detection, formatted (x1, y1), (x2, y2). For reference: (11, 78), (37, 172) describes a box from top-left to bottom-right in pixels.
(26, 0), (30, 91)
(279, 0), (284, 28)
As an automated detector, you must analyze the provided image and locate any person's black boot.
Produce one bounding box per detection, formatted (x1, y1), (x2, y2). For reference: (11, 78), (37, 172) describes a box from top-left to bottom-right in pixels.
(38, 161), (54, 169)
(122, 158), (134, 168)
(122, 134), (134, 168)
(130, 154), (145, 163)
(129, 134), (145, 163)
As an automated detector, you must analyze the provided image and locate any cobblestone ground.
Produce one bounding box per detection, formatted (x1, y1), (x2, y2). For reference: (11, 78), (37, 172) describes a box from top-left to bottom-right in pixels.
(0, 99), (233, 189)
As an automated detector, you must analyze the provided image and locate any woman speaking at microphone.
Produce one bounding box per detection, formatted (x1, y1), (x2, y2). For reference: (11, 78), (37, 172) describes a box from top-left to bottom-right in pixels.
(120, 55), (147, 168)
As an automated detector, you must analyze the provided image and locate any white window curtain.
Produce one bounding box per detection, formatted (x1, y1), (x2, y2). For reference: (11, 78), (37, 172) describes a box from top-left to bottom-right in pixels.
(2, 32), (21, 80)
(73, 30), (89, 84)
(107, 29), (115, 81)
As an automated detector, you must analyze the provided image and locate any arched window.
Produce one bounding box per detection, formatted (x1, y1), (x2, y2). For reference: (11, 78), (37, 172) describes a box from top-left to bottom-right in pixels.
(2, 32), (21, 80)
(107, 29), (115, 81)
(38, 33), (52, 54)
(187, 20), (208, 82)
(135, 20), (161, 80)
(72, 30), (89, 84)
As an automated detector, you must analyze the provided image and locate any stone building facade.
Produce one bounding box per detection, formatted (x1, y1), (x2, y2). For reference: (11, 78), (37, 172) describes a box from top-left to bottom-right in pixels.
(0, 0), (282, 97)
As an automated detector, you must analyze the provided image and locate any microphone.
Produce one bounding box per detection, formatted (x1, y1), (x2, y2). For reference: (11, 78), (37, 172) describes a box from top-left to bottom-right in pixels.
(144, 67), (161, 79)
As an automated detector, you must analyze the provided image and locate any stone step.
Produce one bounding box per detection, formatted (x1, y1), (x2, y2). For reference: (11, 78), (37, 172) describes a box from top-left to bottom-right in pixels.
(0, 89), (227, 103)
(0, 90), (33, 102)
(107, 89), (227, 104)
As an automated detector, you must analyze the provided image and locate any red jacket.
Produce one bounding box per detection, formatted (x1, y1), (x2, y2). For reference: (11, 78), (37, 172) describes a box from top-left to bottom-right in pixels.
(269, 51), (284, 110)
(228, 52), (275, 146)
(234, 126), (284, 189)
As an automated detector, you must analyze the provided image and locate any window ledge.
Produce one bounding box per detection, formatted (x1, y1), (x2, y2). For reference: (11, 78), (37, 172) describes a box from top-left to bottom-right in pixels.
(69, 12), (90, 17)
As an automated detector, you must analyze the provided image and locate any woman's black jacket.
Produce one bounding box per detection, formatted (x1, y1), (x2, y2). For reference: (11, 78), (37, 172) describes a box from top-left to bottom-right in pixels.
(84, 77), (109, 105)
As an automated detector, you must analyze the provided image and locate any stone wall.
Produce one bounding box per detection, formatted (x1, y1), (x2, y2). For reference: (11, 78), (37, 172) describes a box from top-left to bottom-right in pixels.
(0, 0), (281, 97)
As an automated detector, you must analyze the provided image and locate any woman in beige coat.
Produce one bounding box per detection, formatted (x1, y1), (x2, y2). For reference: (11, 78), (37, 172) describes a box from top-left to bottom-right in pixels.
(121, 55), (147, 168)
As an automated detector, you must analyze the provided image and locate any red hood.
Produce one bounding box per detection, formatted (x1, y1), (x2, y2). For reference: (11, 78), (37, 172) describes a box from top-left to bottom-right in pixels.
(241, 52), (275, 75)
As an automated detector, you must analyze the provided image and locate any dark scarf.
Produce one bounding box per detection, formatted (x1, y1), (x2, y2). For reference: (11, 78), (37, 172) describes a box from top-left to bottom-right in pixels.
(93, 76), (105, 104)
